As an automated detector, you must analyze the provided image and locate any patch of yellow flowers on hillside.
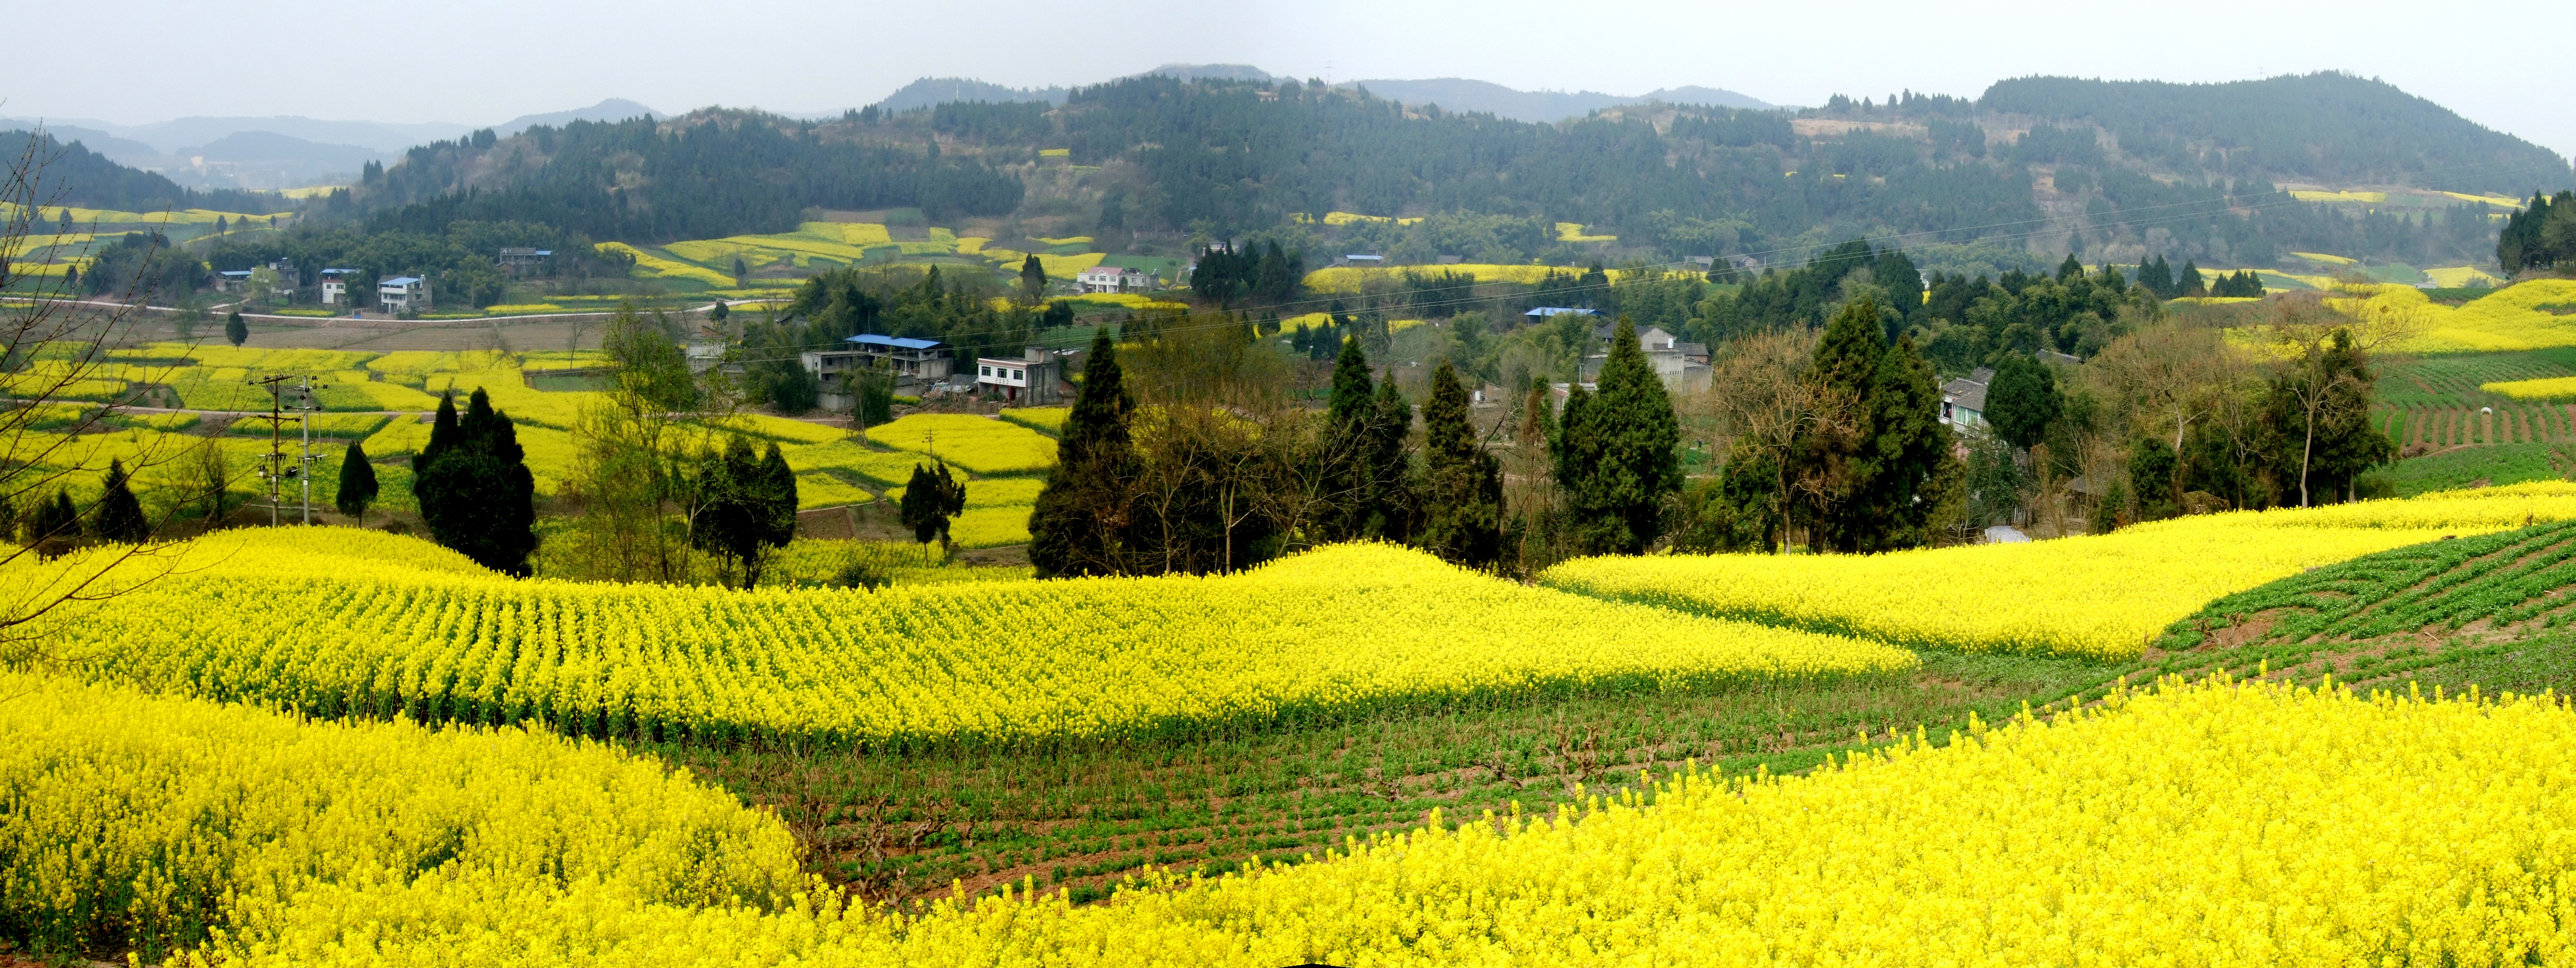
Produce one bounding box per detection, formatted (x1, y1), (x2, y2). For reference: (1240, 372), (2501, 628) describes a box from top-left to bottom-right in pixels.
(34, 534), (1907, 749)
(1543, 482), (2576, 659)
(44, 674), (2572, 966)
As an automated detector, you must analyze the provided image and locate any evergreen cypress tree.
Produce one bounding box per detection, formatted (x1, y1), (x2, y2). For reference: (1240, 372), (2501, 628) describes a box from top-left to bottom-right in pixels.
(757, 442), (800, 557)
(2178, 259), (2206, 297)
(2056, 253), (2085, 282)
(1365, 372), (1417, 541)
(900, 461), (967, 551)
(692, 436), (762, 585)
(1840, 334), (1951, 552)
(1030, 328), (1136, 577)
(1320, 336), (1377, 541)
(1983, 353), (2062, 450)
(1792, 300), (1887, 549)
(2128, 436), (2180, 520)
(1019, 253), (1048, 303)
(91, 459), (148, 543)
(2140, 255), (2174, 299)
(224, 310), (247, 347)
(28, 488), (79, 556)
(413, 388), (538, 576)
(1554, 317), (1680, 554)
(334, 441), (379, 522)
(1416, 359), (1502, 566)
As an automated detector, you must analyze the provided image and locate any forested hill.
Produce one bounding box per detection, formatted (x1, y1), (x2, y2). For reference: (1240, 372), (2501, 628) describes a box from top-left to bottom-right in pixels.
(328, 71), (2563, 271)
(7, 131), (283, 214)
(1980, 73), (2572, 196)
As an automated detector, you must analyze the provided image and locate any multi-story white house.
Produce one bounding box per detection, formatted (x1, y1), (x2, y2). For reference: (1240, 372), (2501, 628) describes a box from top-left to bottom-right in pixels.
(377, 276), (430, 313)
(1075, 266), (1157, 294)
(973, 347), (1072, 405)
(319, 268), (354, 305)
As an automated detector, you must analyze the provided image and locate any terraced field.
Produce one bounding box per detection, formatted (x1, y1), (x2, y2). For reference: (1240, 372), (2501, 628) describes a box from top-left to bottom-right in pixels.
(2371, 348), (2576, 493)
(2152, 518), (2576, 696)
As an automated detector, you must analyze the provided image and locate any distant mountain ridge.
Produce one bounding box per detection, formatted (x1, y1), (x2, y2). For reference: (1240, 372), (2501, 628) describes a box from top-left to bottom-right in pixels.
(1345, 78), (1779, 122)
(0, 99), (662, 192)
(863, 67), (1782, 123)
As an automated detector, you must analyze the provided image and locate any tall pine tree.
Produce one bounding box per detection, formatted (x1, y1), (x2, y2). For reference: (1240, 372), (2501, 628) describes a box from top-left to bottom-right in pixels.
(90, 459), (148, 543)
(1030, 328), (1136, 577)
(1364, 374), (1417, 541)
(334, 441), (379, 522)
(412, 388), (539, 575)
(1554, 317), (1680, 554)
(1019, 253), (1048, 304)
(1799, 301), (1956, 553)
(1319, 337), (1380, 541)
(1416, 359), (1502, 566)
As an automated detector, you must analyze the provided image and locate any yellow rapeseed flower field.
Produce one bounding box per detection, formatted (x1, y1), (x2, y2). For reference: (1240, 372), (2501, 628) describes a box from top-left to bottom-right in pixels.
(0, 674), (800, 962)
(1542, 483), (2576, 659)
(863, 413), (1057, 475)
(2328, 280), (2576, 353)
(138, 676), (2576, 966)
(32, 533), (1910, 750)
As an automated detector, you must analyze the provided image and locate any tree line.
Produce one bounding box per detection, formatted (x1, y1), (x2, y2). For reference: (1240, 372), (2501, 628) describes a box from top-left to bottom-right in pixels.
(340, 114), (1025, 244)
(2498, 190), (2576, 274)
(1027, 314), (1712, 579)
(1946, 296), (2401, 538)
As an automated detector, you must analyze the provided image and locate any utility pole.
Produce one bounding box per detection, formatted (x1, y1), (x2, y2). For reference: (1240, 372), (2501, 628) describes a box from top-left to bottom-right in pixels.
(246, 375), (294, 526)
(293, 374), (325, 523)
(245, 373), (327, 524)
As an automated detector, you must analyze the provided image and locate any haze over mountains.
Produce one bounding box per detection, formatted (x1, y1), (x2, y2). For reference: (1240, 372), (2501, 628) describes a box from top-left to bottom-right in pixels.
(1, 99), (660, 191)
(865, 65), (1781, 122)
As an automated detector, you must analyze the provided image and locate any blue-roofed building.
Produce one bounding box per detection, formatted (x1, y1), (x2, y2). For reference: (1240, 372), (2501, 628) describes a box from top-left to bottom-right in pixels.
(802, 333), (956, 409)
(378, 276), (429, 313)
(213, 269), (253, 293)
(1524, 306), (1598, 320)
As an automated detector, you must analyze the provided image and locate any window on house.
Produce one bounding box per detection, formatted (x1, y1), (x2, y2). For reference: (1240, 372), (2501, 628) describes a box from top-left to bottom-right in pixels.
(981, 365), (992, 377)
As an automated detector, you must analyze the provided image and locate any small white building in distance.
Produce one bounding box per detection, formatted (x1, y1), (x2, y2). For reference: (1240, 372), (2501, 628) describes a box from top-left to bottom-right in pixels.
(974, 347), (1070, 405)
(319, 268), (354, 305)
(378, 276), (430, 313)
(1075, 266), (1157, 294)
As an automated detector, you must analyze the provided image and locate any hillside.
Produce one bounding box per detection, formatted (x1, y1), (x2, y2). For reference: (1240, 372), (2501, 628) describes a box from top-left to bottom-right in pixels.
(5, 129), (284, 214)
(316, 71), (2554, 279)
(1981, 73), (2572, 197)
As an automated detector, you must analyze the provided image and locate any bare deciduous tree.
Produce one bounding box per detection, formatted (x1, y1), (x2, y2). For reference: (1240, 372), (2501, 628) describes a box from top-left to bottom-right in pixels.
(0, 130), (221, 670)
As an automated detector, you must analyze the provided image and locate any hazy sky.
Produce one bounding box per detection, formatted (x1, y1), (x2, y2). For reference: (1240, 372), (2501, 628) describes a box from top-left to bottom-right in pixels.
(11, 0), (2571, 170)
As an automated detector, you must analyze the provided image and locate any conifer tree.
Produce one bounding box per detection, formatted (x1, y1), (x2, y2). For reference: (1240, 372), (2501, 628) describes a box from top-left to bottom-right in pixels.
(1319, 336), (1378, 541)
(334, 441), (379, 523)
(1416, 359), (1502, 566)
(28, 488), (79, 556)
(1842, 333), (1951, 551)
(1031, 328), (1136, 577)
(90, 459), (148, 544)
(1365, 372), (1418, 541)
(1797, 302), (1957, 552)
(1019, 253), (1048, 304)
(2178, 259), (2206, 297)
(757, 441), (800, 554)
(900, 459), (967, 555)
(1554, 317), (1680, 554)
(412, 388), (538, 575)
(1983, 353), (2062, 450)
(224, 310), (247, 347)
